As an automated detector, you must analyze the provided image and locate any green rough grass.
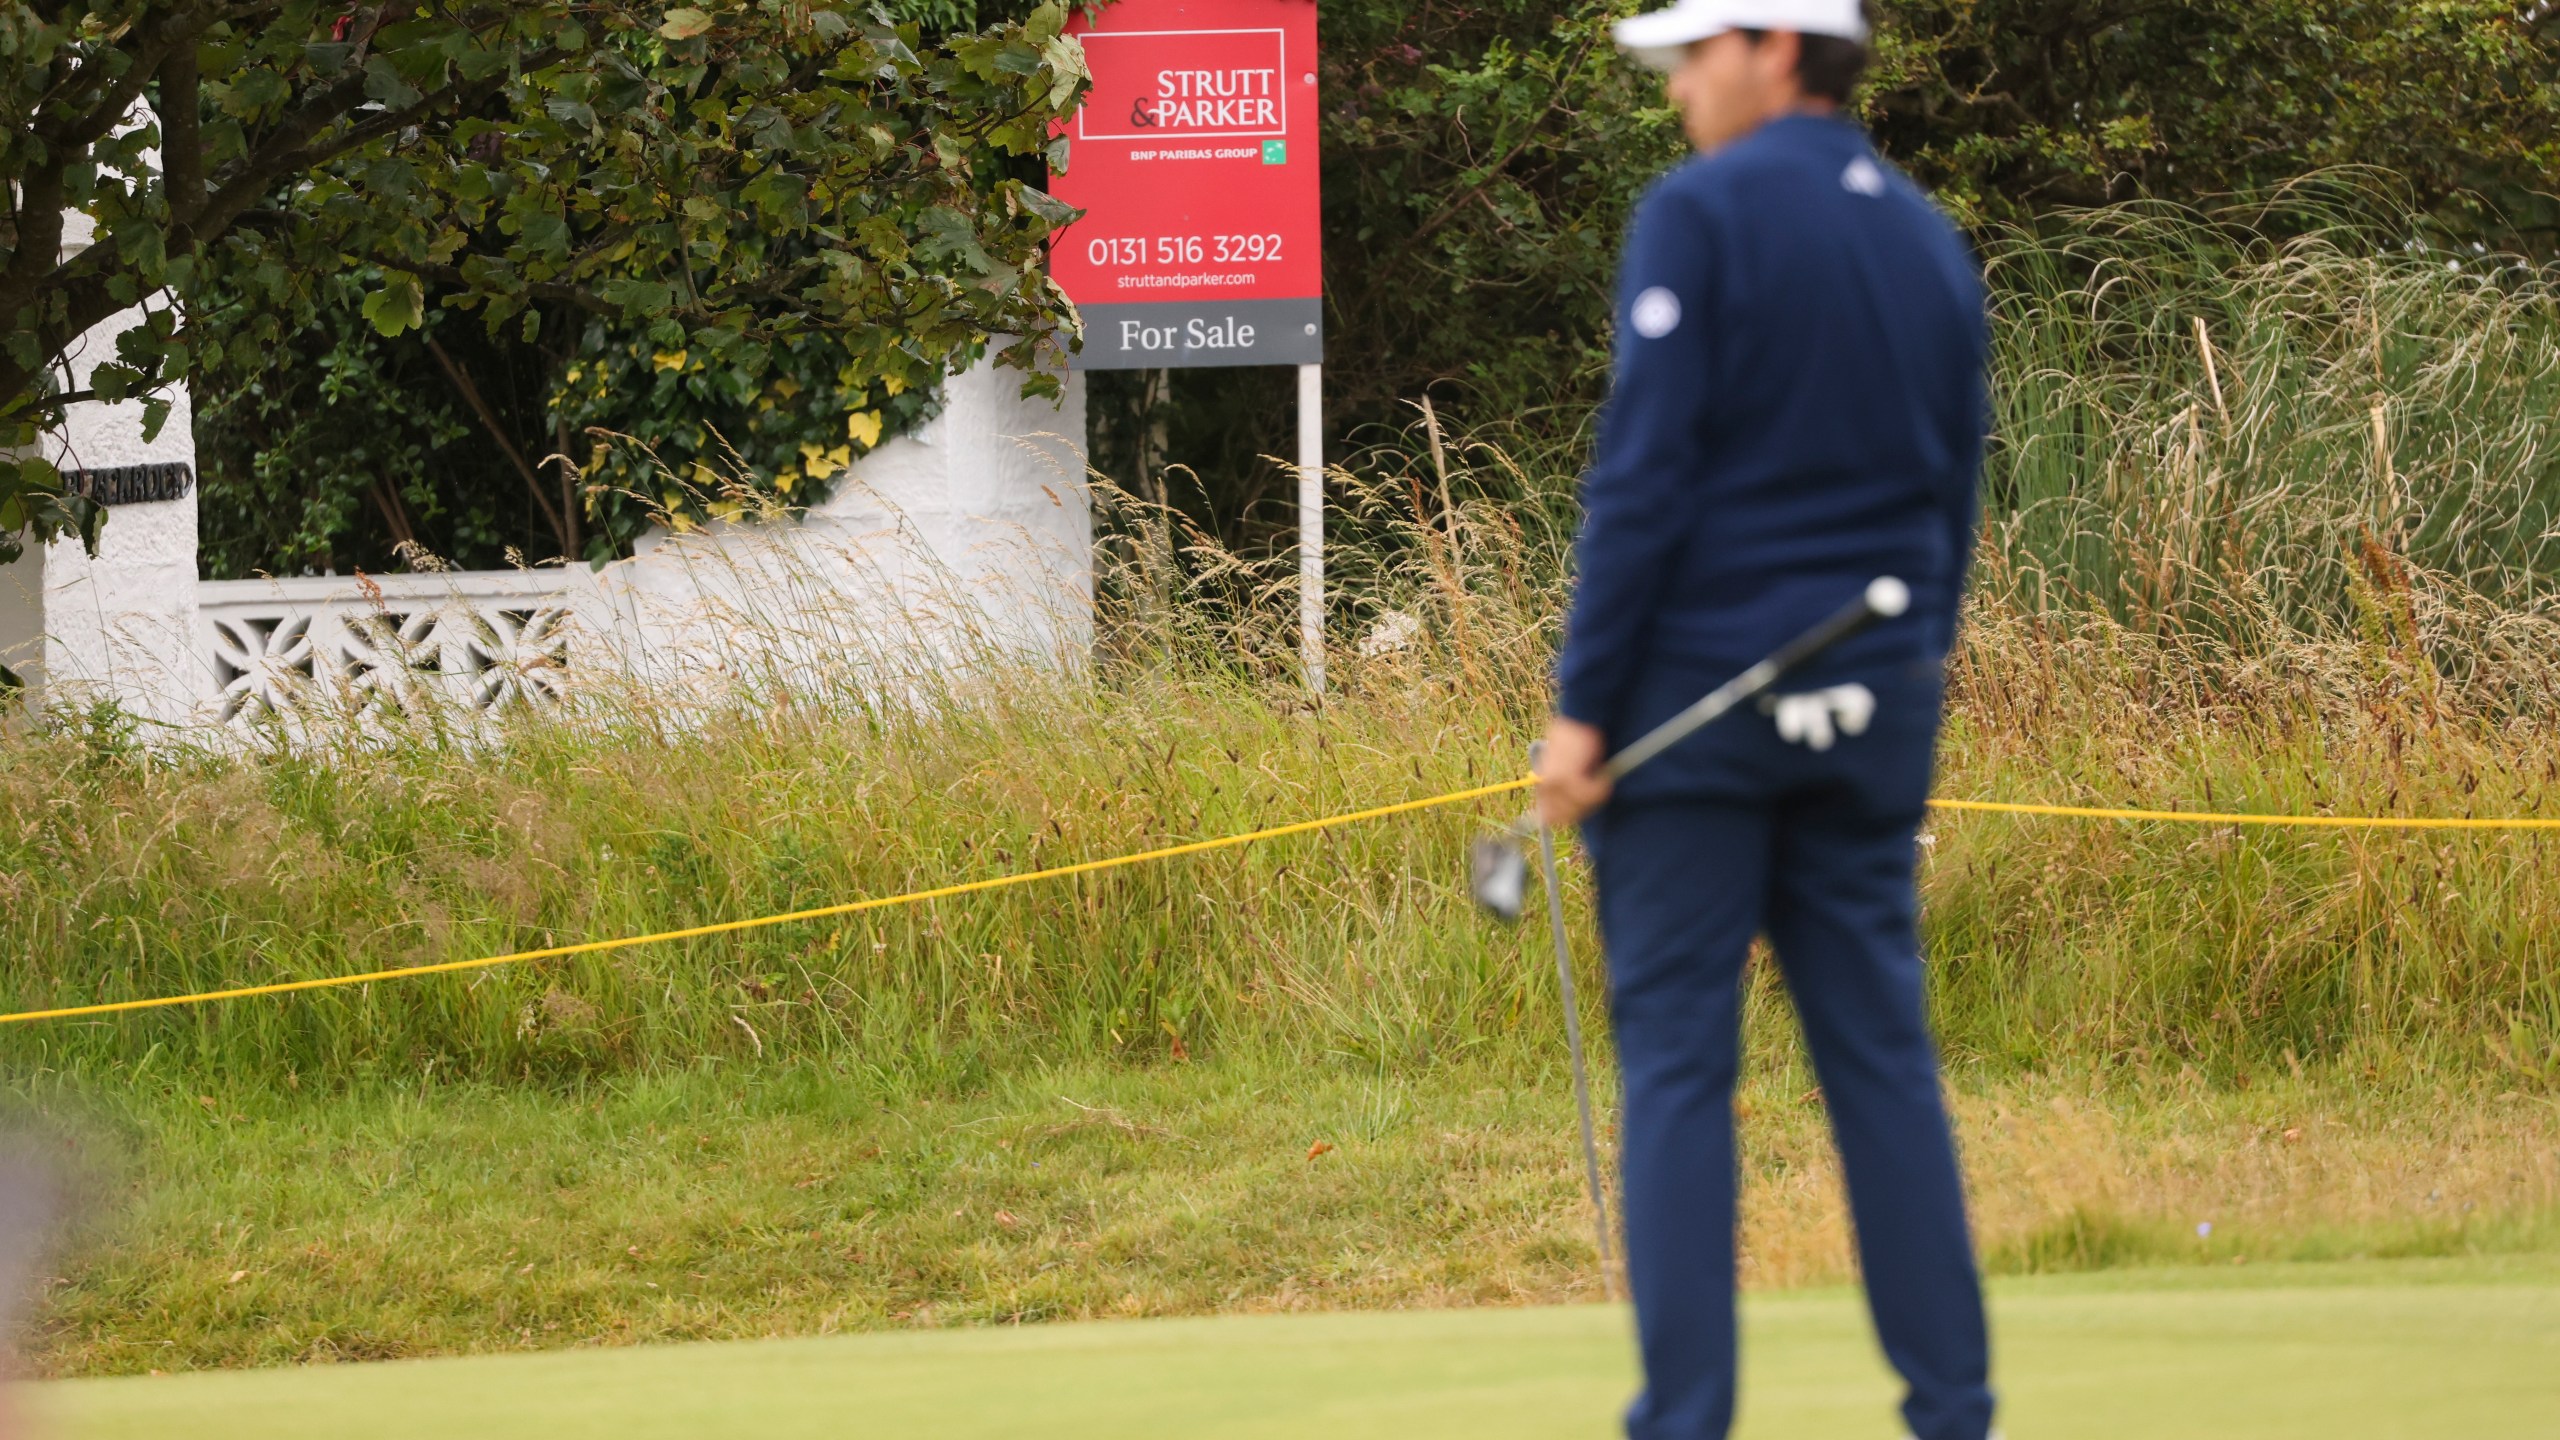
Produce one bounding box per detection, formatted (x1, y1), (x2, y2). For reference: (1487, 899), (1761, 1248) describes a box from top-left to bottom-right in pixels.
(5, 648), (2558, 1091)
(19, 1059), (2555, 1377)
(34, 1258), (2560, 1440)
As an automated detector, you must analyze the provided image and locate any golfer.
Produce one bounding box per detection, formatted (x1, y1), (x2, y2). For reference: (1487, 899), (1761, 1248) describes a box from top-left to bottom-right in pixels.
(1533, 2), (1993, 1439)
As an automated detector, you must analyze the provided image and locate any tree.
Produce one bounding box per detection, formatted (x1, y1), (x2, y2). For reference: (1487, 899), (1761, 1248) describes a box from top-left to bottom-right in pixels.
(1126, 0), (2560, 552)
(0, 0), (1089, 564)
(1314, 0), (2560, 427)
(1872, 0), (2560, 239)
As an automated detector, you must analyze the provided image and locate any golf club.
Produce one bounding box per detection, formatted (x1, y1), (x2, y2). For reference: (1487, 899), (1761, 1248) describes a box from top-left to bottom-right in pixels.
(1473, 575), (1911, 1300)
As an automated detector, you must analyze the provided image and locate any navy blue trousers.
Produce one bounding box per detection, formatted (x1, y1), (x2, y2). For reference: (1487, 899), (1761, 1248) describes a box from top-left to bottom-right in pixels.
(1584, 666), (1992, 1440)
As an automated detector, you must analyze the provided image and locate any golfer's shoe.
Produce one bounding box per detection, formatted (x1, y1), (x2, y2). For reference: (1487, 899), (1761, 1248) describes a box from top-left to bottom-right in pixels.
(1766, 682), (1877, 752)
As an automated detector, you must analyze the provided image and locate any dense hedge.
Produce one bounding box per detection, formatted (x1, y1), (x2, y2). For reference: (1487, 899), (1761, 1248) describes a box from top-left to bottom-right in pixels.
(194, 1), (2560, 573)
(1130, 0), (2560, 546)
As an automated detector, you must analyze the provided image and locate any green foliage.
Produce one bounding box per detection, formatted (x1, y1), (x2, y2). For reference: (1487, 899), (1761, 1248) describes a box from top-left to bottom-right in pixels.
(550, 319), (950, 556)
(191, 266), (557, 577)
(2, 0), (1090, 561)
(1137, 0), (2560, 544)
(1317, 2), (1676, 446)
(1875, 0), (2560, 242)
(0, 418), (97, 566)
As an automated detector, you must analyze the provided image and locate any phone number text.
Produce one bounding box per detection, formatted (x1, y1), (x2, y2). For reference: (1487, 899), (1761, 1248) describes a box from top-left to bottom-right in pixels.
(1084, 234), (1284, 267)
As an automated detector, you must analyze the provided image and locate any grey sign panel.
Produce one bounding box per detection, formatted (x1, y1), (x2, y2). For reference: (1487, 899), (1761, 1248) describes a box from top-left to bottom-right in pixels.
(1071, 298), (1322, 369)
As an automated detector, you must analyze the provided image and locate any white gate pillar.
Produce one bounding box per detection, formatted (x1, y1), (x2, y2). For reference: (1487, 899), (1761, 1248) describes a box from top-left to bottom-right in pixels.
(38, 291), (204, 724)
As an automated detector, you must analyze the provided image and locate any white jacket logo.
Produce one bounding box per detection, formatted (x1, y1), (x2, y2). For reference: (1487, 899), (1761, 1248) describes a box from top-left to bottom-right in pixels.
(1630, 286), (1682, 339)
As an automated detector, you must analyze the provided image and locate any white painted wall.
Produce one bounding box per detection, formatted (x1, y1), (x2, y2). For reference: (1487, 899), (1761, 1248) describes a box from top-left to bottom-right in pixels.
(181, 358), (1091, 731)
(38, 300), (203, 726)
(586, 359), (1091, 698)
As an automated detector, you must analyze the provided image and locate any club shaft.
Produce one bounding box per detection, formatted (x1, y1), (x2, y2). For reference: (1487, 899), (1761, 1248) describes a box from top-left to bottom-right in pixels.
(1539, 821), (1618, 1301)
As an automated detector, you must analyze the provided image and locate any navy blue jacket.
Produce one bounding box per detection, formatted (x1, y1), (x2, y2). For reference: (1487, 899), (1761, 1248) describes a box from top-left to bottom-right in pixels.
(1555, 114), (1989, 745)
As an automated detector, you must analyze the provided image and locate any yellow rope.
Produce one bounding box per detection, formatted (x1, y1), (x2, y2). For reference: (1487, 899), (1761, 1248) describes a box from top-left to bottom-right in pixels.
(1928, 798), (2560, 830)
(0, 777), (1536, 1027)
(7, 776), (2556, 1029)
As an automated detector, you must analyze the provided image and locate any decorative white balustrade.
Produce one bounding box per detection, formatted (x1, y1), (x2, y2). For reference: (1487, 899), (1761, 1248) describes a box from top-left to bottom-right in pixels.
(197, 569), (585, 723)
(14, 361), (1091, 736)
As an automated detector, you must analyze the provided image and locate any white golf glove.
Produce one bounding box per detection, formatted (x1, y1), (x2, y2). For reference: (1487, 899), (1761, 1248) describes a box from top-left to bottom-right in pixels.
(1769, 683), (1876, 752)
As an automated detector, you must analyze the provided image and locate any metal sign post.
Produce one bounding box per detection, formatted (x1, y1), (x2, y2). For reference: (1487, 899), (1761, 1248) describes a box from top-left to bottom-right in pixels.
(1051, 0), (1326, 691)
(1297, 361), (1323, 692)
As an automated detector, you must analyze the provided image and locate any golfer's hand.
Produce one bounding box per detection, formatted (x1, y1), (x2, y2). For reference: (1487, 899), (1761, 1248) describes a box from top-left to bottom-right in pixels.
(1536, 716), (1612, 828)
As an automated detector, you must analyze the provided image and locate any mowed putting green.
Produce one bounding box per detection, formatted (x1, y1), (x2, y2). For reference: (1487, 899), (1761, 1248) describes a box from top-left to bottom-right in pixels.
(38, 1258), (2560, 1439)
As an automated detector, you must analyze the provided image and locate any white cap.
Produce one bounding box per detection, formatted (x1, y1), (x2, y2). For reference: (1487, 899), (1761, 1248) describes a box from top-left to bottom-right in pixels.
(1613, 0), (1871, 72)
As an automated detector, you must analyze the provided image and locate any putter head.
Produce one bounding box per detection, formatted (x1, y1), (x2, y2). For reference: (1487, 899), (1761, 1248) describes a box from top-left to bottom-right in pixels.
(1470, 835), (1529, 922)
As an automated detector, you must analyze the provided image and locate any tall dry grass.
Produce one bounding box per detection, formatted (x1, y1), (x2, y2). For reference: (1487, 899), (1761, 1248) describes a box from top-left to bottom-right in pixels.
(1980, 178), (2560, 703)
(2, 185), (2556, 1093)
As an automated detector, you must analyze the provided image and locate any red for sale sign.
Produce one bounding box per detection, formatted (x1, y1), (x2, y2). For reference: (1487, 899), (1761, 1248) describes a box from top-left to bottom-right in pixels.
(1049, 0), (1322, 369)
